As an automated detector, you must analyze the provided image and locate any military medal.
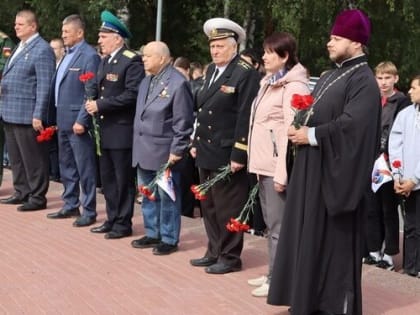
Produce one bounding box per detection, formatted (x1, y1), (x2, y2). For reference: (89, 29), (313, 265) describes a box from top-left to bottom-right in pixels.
(2, 47), (11, 58)
(106, 73), (119, 81)
(220, 85), (235, 94)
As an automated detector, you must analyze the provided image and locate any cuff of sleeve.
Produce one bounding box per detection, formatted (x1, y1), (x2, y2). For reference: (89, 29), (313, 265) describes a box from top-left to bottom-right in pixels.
(308, 127), (318, 146)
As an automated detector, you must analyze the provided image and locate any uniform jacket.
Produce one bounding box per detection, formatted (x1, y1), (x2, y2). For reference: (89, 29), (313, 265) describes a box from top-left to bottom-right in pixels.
(0, 35), (55, 125)
(0, 32), (15, 76)
(132, 65), (194, 171)
(193, 55), (260, 170)
(96, 47), (144, 149)
(248, 63), (309, 185)
(53, 41), (100, 130)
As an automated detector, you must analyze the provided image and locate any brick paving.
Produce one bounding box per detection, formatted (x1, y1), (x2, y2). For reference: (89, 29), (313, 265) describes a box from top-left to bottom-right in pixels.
(0, 169), (420, 315)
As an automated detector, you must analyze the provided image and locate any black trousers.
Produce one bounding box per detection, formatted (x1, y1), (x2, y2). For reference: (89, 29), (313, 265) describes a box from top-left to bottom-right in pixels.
(99, 148), (135, 233)
(198, 167), (248, 266)
(3, 122), (49, 206)
(403, 190), (420, 273)
(365, 182), (400, 255)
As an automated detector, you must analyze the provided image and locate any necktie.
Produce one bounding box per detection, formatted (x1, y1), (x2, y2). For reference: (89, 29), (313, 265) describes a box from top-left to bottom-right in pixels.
(147, 75), (157, 100)
(208, 68), (219, 88)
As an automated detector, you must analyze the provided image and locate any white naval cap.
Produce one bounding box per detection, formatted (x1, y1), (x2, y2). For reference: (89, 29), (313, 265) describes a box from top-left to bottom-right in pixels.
(203, 17), (246, 44)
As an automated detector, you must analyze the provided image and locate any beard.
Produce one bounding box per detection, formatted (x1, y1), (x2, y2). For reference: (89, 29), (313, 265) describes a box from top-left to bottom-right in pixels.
(329, 47), (353, 64)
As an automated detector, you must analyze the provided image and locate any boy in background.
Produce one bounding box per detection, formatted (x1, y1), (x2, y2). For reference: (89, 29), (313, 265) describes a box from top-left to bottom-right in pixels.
(364, 61), (410, 270)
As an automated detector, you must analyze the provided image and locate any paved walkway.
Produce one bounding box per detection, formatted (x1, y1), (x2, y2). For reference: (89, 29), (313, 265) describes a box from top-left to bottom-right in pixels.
(0, 169), (419, 315)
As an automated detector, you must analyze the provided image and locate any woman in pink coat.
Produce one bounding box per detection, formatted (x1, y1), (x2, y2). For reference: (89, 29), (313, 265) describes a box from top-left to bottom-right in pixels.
(247, 32), (310, 297)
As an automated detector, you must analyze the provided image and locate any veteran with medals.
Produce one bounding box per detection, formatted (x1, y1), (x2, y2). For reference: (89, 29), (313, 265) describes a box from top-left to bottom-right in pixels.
(86, 11), (144, 239)
(189, 18), (260, 274)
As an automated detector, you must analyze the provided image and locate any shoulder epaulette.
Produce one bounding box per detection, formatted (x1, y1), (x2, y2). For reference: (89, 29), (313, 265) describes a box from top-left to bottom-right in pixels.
(238, 59), (252, 70)
(123, 50), (136, 59)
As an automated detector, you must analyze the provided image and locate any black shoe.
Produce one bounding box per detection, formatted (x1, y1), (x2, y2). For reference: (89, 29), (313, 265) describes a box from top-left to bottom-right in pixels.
(104, 230), (132, 239)
(131, 236), (161, 248)
(1, 195), (27, 205)
(377, 260), (395, 271)
(152, 242), (178, 255)
(404, 269), (419, 277)
(17, 202), (47, 211)
(90, 223), (112, 233)
(49, 176), (61, 183)
(205, 262), (242, 274)
(363, 255), (379, 265)
(73, 216), (96, 227)
(47, 208), (80, 219)
(190, 256), (218, 267)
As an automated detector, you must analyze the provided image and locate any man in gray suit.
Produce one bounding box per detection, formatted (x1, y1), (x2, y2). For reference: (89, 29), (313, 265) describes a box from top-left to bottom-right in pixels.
(46, 15), (100, 227)
(0, 10), (55, 211)
(131, 41), (194, 255)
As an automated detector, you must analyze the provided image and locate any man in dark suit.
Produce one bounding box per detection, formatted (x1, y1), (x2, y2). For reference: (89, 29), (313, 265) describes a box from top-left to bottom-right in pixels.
(46, 15), (100, 227)
(86, 11), (144, 239)
(131, 41), (194, 255)
(0, 10), (55, 211)
(189, 18), (260, 274)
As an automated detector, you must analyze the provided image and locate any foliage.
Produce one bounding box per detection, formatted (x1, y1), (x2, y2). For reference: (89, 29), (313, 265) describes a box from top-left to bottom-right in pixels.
(0, 0), (419, 90)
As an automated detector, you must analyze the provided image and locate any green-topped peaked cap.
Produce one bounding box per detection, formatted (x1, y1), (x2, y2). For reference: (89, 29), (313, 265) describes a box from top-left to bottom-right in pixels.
(99, 10), (132, 39)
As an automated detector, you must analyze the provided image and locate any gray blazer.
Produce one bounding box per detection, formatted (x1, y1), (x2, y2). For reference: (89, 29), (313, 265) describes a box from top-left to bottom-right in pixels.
(132, 65), (194, 171)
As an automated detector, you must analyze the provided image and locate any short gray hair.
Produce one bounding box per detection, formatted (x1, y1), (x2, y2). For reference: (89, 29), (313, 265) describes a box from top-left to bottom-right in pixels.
(63, 14), (85, 31)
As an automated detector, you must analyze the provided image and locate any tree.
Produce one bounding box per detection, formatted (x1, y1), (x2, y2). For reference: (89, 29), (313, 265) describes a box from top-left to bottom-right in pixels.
(0, 0), (419, 90)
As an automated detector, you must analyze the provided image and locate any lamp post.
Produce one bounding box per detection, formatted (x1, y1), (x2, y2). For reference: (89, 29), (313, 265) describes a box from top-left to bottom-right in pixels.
(156, 0), (163, 40)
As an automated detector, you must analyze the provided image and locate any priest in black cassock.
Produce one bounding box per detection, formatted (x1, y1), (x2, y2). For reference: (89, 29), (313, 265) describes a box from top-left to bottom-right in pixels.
(267, 9), (381, 315)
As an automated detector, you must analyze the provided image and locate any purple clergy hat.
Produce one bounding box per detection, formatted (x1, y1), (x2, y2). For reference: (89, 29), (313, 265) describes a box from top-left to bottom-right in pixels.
(330, 9), (371, 45)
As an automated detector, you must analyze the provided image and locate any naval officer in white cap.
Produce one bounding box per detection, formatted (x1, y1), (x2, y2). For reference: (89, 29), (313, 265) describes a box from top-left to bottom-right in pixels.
(189, 17), (260, 274)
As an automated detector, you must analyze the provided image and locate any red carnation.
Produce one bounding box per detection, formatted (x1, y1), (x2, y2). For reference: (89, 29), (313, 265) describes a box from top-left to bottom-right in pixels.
(392, 160), (402, 169)
(291, 94), (315, 129)
(79, 71), (95, 83)
(291, 94), (314, 111)
(36, 126), (57, 143)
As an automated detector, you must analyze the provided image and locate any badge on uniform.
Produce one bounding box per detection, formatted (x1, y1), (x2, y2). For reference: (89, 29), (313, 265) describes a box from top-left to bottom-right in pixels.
(220, 85), (235, 94)
(2, 47), (11, 58)
(159, 86), (170, 98)
(106, 73), (119, 82)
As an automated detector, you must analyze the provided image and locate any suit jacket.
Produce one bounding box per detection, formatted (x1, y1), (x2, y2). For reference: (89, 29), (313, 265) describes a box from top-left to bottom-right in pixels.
(193, 55), (260, 170)
(0, 35), (55, 125)
(96, 47), (144, 149)
(132, 65), (194, 171)
(53, 41), (100, 130)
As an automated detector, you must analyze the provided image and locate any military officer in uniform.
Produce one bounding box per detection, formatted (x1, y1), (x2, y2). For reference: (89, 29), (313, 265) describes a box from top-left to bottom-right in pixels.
(189, 18), (260, 274)
(0, 31), (15, 186)
(86, 10), (144, 239)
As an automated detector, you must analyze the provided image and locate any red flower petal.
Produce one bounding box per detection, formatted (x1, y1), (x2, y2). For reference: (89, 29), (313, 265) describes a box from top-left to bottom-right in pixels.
(392, 160), (402, 168)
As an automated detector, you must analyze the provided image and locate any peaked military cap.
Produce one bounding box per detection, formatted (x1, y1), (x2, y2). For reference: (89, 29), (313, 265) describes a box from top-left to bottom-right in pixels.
(99, 10), (132, 39)
(203, 17), (246, 44)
